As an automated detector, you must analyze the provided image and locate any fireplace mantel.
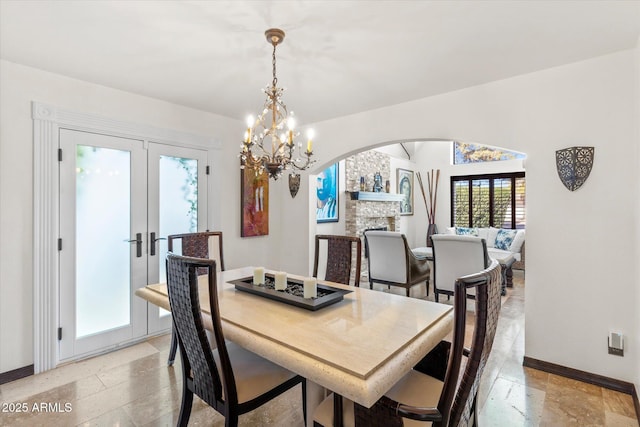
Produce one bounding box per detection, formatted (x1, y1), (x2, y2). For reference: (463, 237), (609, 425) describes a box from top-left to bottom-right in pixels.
(347, 191), (404, 202)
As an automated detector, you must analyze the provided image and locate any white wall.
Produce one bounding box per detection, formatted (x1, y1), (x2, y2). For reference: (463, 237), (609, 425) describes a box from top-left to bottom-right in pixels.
(298, 50), (638, 384)
(0, 60), (283, 373)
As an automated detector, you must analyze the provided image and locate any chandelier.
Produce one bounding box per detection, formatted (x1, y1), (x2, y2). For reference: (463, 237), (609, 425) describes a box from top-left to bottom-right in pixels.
(240, 28), (315, 180)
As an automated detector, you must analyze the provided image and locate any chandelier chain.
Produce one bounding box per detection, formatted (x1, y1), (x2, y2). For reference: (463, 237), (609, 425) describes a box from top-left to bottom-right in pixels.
(272, 43), (278, 88)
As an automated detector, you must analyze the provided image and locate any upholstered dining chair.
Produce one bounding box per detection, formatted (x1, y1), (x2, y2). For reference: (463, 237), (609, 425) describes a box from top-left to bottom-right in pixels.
(165, 253), (306, 427)
(312, 259), (502, 427)
(431, 234), (489, 303)
(313, 234), (362, 286)
(167, 231), (224, 366)
(364, 231), (430, 297)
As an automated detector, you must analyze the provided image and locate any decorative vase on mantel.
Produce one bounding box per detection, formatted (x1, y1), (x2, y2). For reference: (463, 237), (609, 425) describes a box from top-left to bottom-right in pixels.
(426, 223), (438, 247)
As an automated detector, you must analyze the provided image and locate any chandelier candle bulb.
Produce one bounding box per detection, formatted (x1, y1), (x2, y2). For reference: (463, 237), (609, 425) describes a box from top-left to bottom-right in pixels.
(274, 272), (287, 290)
(253, 267), (265, 285)
(303, 277), (317, 299)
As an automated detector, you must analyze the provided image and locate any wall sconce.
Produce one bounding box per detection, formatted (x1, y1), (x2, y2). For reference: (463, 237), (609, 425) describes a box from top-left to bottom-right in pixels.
(555, 146), (594, 191)
(288, 173), (300, 198)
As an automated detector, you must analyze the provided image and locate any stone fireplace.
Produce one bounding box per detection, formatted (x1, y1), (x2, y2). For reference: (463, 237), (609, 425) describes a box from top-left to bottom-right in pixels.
(344, 151), (403, 281)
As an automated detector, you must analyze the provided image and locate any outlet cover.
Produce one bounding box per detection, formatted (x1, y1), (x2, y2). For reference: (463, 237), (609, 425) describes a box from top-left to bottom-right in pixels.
(608, 333), (624, 357)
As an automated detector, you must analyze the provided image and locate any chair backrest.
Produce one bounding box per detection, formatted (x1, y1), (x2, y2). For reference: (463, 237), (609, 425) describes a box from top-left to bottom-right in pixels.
(165, 253), (238, 409)
(168, 231), (225, 273)
(313, 235), (362, 286)
(363, 231), (409, 283)
(446, 260), (502, 426)
(431, 234), (489, 295)
(363, 226), (387, 258)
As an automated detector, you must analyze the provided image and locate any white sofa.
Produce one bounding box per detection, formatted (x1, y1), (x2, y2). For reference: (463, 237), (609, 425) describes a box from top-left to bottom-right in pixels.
(442, 227), (525, 269)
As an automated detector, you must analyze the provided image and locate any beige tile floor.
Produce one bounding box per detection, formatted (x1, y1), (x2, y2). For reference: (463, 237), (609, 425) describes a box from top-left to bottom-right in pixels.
(0, 270), (637, 426)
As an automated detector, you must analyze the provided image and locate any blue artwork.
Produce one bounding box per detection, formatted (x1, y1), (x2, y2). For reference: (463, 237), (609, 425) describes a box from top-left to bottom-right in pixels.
(316, 163), (338, 223)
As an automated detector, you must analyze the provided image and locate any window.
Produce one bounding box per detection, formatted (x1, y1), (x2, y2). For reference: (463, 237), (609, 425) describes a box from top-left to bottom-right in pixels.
(453, 141), (526, 164)
(451, 172), (525, 229)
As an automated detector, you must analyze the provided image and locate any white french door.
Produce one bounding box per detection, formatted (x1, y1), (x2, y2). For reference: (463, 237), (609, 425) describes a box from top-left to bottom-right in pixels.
(58, 128), (208, 361)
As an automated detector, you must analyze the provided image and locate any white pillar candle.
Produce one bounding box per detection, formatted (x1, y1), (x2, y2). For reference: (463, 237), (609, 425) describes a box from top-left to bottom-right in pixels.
(274, 271), (287, 290)
(253, 267), (265, 285)
(303, 277), (317, 299)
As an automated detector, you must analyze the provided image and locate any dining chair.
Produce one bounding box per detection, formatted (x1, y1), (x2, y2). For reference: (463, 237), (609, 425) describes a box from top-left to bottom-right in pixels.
(431, 234), (489, 302)
(312, 259), (502, 427)
(363, 230), (430, 297)
(167, 231), (225, 366)
(165, 253), (306, 427)
(313, 234), (362, 286)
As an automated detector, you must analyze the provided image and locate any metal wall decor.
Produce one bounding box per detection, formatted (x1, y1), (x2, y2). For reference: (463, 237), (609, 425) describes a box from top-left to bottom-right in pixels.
(555, 146), (594, 191)
(288, 173), (300, 198)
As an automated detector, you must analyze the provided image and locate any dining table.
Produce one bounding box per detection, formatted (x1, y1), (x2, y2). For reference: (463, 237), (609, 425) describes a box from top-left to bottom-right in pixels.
(135, 266), (453, 427)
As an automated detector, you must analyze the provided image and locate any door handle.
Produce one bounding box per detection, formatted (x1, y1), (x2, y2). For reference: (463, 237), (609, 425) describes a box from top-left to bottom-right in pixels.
(124, 233), (143, 258)
(149, 232), (167, 256)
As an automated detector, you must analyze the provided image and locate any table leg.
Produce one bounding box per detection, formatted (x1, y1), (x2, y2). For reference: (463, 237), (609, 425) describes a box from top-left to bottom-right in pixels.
(306, 380), (325, 427)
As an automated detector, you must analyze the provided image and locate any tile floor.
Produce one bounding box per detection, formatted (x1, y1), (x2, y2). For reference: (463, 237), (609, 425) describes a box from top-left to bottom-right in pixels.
(0, 270), (637, 426)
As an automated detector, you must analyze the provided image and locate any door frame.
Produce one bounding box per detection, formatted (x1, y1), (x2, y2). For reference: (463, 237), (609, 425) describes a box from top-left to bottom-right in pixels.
(32, 102), (221, 373)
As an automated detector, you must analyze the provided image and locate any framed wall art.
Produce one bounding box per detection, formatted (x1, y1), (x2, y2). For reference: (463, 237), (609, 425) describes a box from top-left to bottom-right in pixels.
(241, 168), (269, 237)
(396, 168), (414, 216)
(316, 163), (339, 223)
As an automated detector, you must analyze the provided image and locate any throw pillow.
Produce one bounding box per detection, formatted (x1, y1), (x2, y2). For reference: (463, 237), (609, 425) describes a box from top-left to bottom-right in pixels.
(487, 227), (499, 248)
(494, 229), (517, 250)
(455, 227), (478, 236)
(509, 230), (526, 252)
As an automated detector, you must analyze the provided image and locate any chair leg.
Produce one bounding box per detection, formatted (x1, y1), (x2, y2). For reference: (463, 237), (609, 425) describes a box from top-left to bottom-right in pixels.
(302, 379), (307, 424)
(333, 393), (344, 427)
(435, 290), (439, 303)
(225, 414), (239, 427)
(168, 325), (178, 366)
(425, 280), (429, 296)
(177, 382), (193, 427)
(406, 287), (410, 297)
(471, 395), (479, 427)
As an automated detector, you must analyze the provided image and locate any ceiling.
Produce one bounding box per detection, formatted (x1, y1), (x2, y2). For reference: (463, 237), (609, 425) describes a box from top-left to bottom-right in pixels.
(1, 1), (639, 124)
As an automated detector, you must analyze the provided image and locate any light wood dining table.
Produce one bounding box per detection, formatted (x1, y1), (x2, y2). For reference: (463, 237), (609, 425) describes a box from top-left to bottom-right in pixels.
(136, 266), (453, 427)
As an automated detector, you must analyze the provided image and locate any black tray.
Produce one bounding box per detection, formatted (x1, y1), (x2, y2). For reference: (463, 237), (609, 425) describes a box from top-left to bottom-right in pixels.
(229, 274), (352, 311)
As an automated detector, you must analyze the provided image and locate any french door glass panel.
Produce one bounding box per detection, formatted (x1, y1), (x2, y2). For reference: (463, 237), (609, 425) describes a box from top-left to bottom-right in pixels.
(75, 145), (131, 337)
(147, 144), (208, 334)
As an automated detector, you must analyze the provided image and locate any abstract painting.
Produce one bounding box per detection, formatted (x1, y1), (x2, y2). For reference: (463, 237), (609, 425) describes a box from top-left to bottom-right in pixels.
(241, 168), (269, 236)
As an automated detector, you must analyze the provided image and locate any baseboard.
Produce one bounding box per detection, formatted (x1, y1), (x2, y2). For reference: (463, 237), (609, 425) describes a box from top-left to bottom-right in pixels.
(633, 386), (640, 423)
(0, 364), (34, 385)
(523, 357), (639, 421)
